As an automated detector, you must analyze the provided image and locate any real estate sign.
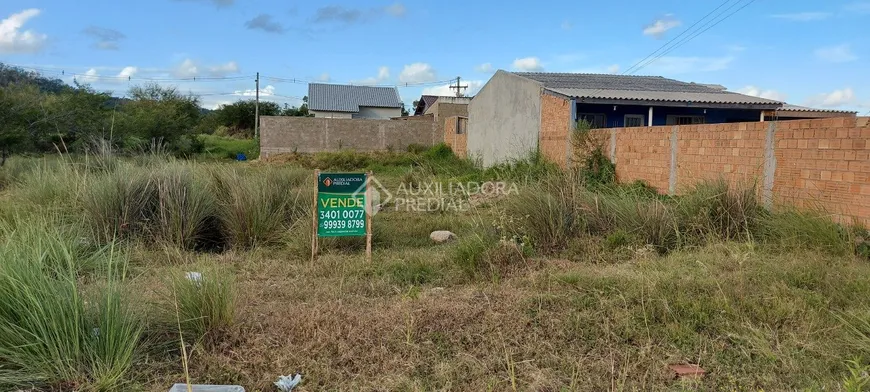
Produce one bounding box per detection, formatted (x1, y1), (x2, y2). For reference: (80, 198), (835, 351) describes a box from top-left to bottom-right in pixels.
(316, 172), (368, 237)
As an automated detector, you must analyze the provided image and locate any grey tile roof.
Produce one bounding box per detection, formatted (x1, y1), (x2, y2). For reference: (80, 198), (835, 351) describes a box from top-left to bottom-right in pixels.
(778, 104), (857, 114)
(513, 72), (784, 106)
(308, 83), (402, 113)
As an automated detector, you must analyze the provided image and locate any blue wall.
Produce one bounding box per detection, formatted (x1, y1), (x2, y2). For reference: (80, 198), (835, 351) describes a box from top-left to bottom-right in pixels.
(574, 103), (763, 127)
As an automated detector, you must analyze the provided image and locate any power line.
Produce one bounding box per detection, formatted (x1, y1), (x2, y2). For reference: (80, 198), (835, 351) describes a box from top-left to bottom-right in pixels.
(621, 0), (738, 76)
(263, 75), (458, 88)
(633, 0), (759, 73)
(9, 64), (254, 82)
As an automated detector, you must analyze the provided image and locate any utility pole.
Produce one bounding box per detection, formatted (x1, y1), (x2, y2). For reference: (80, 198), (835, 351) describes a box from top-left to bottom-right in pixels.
(449, 76), (468, 97)
(254, 72), (260, 139)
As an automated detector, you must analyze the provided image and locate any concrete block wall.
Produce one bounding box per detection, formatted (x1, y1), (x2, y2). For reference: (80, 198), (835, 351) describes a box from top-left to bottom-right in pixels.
(260, 116), (438, 157)
(539, 93), (572, 167)
(591, 117), (870, 226)
(444, 116), (468, 158)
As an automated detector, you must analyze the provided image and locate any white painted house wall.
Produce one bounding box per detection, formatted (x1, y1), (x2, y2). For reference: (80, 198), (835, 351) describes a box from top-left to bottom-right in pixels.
(311, 110), (353, 119)
(355, 106), (402, 119)
(467, 70), (543, 166)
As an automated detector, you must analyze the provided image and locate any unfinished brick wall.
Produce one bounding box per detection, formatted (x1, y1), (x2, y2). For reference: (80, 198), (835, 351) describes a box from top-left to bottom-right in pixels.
(539, 93), (572, 167)
(591, 117), (870, 226)
(609, 126), (673, 192)
(677, 122), (767, 190)
(260, 116), (438, 157)
(444, 116), (468, 158)
(774, 117), (870, 225)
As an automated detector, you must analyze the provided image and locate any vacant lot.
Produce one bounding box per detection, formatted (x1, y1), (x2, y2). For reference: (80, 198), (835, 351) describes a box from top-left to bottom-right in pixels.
(1, 146), (869, 391)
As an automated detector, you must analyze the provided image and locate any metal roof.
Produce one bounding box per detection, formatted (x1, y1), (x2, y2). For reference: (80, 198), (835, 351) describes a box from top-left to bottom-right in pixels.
(778, 104), (857, 114)
(513, 72), (784, 106)
(308, 83), (402, 113)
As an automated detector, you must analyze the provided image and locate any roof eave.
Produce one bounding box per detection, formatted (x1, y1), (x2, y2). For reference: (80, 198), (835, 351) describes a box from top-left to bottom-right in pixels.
(572, 96), (783, 110)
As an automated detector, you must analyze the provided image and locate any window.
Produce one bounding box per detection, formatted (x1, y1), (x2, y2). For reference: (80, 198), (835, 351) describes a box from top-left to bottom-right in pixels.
(624, 114), (645, 127)
(577, 113), (607, 129)
(456, 118), (466, 134)
(667, 115), (706, 125)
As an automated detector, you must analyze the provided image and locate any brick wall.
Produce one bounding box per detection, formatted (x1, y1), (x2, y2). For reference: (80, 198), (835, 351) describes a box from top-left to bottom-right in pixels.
(610, 126), (673, 192)
(260, 116), (438, 157)
(590, 117), (870, 226)
(539, 93), (572, 167)
(444, 116), (468, 158)
(774, 117), (870, 225)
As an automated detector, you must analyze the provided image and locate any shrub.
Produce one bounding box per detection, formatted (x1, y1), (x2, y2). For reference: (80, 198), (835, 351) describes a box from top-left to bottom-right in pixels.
(759, 208), (853, 255)
(0, 232), (141, 391)
(152, 163), (218, 250)
(169, 268), (236, 343)
(504, 183), (584, 252)
(678, 179), (760, 242)
(80, 164), (156, 244)
(423, 143), (454, 161)
(406, 143), (427, 154)
(212, 166), (308, 249)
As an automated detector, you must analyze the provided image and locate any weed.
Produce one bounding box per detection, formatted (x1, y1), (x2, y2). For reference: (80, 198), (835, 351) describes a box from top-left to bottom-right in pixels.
(168, 267), (236, 344)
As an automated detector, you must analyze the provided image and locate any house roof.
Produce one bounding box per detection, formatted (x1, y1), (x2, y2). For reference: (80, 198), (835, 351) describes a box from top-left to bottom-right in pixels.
(414, 95), (439, 115)
(778, 104), (857, 114)
(513, 72), (784, 107)
(308, 83), (402, 113)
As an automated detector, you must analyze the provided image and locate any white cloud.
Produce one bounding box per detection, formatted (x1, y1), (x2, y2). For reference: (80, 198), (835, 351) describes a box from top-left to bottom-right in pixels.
(606, 64), (620, 74)
(844, 2), (870, 13)
(805, 87), (856, 108)
(234, 84), (275, 97)
(117, 66), (138, 79)
(422, 80), (484, 97)
(771, 12), (832, 21)
(0, 9), (47, 54)
(353, 66), (391, 85)
(385, 3), (406, 17)
(815, 44), (858, 63)
(737, 85), (788, 101)
(512, 57), (543, 72)
(318, 72), (331, 82)
(77, 68), (100, 83)
(475, 63), (493, 73)
(208, 61), (239, 76)
(561, 21), (573, 30)
(399, 62), (437, 84)
(174, 59), (240, 78)
(642, 56), (734, 74)
(175, 59), (199, 78)
(643, 15), (681, 38)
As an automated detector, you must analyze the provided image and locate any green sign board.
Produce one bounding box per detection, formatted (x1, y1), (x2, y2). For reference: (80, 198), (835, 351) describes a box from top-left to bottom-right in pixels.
(317, 172), (367, 237)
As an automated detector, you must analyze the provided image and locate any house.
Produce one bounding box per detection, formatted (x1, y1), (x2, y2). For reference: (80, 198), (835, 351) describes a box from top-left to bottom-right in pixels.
(413, 95), (472, 142)
(308, 83), (402, 119)
(768, 104), (857, 121)
(413, 95), (440, 116)
(467, 70), (785, 166)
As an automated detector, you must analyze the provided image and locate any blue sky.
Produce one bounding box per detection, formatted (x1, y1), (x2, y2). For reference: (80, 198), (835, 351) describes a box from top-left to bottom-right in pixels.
(1, 0), (868, 113)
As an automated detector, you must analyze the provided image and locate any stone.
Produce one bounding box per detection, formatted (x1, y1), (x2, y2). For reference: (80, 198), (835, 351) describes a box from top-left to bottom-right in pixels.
(430, 231), (456, 244)
(169, 384), (245, 392)
(668, 364), (705, 379)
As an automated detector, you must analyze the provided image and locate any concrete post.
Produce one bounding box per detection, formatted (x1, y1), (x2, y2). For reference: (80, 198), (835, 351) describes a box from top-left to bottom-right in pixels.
(669, 126), (678, 195)
(609, 128), (617, 165)
(648, 107), (654, 127)
(762, 122), (777, 209)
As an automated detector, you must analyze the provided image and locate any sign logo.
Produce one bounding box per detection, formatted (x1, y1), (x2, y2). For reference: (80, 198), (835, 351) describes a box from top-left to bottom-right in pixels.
(352, 175), (391, 216)
(322, 177), (333, 187)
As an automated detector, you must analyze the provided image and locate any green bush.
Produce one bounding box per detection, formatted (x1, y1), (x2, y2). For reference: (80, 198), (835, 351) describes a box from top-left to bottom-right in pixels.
(169, 268), (236, 343)
(152, 163), (218, 250)
(212, 166), (308, 249)
(406, 143), (427, 154)
(0, 227), (141, 391)
(80, 164), (156, 244)
(678, 179), (760, 242)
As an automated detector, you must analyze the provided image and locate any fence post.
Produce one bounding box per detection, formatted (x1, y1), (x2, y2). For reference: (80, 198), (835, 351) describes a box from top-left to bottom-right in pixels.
(609, 128), (617, 165)
(762, 122), (777, 210)
(669, 126), (678, 195)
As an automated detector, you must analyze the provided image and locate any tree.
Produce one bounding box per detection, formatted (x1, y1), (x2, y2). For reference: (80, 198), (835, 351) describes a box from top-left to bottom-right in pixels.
(117, 83), (201, 147)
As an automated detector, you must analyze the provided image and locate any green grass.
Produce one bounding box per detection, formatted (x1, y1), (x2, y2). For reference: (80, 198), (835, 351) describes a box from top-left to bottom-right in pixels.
(197, 134), (259, 161)
(1, 149), (869, 391)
